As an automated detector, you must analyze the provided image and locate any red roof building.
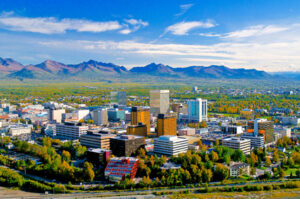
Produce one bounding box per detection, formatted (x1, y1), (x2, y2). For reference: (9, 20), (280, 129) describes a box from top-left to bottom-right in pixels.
(104, 157), (139, 182)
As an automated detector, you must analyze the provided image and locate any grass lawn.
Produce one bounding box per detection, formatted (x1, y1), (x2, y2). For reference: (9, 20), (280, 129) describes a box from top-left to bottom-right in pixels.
(257, 167), (267, 170)
(285, 168), (298, 176)
(208, 112), (240, 117)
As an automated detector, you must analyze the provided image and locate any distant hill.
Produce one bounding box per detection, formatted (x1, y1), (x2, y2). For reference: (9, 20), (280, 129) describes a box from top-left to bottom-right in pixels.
(0, 57), (281, 81)
(0, 57), (24, 72)
(271, 72), (300, 81)
(130, 63), (271, 79)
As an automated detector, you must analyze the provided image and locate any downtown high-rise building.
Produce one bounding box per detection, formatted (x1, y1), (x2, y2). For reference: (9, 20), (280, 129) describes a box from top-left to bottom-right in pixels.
(157, 113), (177, 137)
(92, 108), (108, 125)
(188, 98), (207, 122)
(131, 107), (150, 134)
(150, 90), (169, 116)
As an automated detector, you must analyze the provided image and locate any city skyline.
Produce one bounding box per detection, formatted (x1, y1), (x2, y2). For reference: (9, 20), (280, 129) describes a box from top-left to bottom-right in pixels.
(0, 0), (300, 72)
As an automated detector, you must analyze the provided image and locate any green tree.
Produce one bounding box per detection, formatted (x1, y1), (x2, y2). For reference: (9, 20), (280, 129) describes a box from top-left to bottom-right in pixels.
(83, 161), (95, 182)
(214, 163), (229, 181)
(265, 157), (271, 167)
(62, 150), (71, 162)
(232, 149), (245, 162)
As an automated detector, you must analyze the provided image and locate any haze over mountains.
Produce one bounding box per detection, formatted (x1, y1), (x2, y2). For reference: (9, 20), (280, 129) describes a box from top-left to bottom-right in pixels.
(0, 57), (294, 81)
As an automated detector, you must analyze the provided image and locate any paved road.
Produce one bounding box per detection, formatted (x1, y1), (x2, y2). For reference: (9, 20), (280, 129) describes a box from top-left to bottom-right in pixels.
(1, 179), (298, 199)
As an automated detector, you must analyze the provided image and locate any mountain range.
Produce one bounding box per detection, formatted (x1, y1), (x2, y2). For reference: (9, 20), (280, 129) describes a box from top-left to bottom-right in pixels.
(0, 57), (292, 81)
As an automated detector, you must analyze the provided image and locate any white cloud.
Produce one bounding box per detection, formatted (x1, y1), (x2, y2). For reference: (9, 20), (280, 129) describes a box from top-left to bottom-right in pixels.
(120, 19), (148, 34)
(175, 4), (194, 16)
(0, 13), (148, 34)
(124, 19), (148, 27)
(199, 32), (221, 37)
(0, 16), (122, 34)
(224, 25), (289, 39)
(119, 29), (132, 35)
(166, 21), (216, 35)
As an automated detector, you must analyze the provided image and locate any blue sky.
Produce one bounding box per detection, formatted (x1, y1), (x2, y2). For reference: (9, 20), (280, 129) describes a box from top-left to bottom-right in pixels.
(0, 0), (300, 72)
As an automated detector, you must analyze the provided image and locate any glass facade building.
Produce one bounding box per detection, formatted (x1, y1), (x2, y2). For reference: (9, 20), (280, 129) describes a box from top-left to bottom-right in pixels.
(188, 98), (207, 122)
(150, 90), (169, 116)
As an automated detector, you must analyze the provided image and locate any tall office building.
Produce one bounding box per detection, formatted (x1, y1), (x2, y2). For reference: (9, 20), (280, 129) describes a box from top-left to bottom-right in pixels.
(222, 137), (251, 155)
(131, 107), (150, 134)
(111, 91), (127, 105)
(92, 109), (108, 125)
(157, 114), (177, 137)
(188, 98), (207, 122)
(248, 119), (274, 144)
(107, 108), (125, 121)
(150, 90), (170, 116)
(49, 109), (65, 123)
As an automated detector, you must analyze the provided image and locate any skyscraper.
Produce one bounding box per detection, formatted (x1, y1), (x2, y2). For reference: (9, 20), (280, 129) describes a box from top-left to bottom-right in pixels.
(131, 107), (150, 134)
(188, 98), (207, 123)
(110, 91), (127, 105)
(92, 109), (108, 125)
(157, 113), (177, 137)
(150, 90), (169, 116)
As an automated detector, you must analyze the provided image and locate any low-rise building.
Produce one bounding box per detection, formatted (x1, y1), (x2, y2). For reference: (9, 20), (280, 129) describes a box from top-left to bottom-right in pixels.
(105, 157), (139, 182)
(229, 162), (250, 177)
(80, 130), (116, 149)
(241, 134), (265, 149)
(221, 125), (243, 134)
(56, 122), (88, 140)
(222, 137), (251, 155)
(178, 127), (195, 136)
(154, 136), (188, 156)
(87, 148), (111, 165)
(9, 125), (32, 137)
(110, 135), (145, 156)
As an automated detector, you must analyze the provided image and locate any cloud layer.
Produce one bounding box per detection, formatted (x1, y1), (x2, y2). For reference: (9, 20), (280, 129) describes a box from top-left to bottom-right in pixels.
(0, 14), (148, 34)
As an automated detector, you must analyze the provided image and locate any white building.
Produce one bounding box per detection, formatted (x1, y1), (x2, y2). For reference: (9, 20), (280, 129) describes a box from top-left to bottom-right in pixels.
(92, 109), (108, 125)
(241, 134), (265, 149)
(56, 123), (88, 140)
(188, 98), (207, 122)
(49, 109), (65, 123)
(72, 109), (90, 121)
(222, 137), (251, 155)
(221, 125), (243, 134)
(229, 162), (250, 177)
(274, 127), (292, 138)
(178, 127), (195, 136)
(9, 126), (32, 136)
(154, 136), (188, 156)
(150, 90), (170, 116)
